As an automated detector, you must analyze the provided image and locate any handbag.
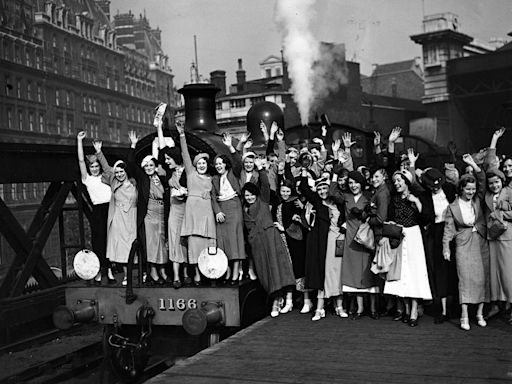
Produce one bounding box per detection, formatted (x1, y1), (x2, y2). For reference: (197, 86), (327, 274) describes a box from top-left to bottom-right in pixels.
(382, 222), (404, 240)
(286, 223), (303, 241)
(354, 221), (375, 250)
(488, 210), (507, 240)
(335, 234), (345, 257)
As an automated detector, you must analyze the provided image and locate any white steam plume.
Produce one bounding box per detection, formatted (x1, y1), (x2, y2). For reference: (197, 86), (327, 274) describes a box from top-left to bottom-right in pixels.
(275, 0), (320, 126)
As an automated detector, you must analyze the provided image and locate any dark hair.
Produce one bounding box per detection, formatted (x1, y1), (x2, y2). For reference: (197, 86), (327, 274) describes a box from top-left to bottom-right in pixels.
(214, 154), (232, 171)
(159, 146), (183, 166)
(457, 175), (477, 196)
(501, 156), (512, 179)
(242, 182), (260, 198)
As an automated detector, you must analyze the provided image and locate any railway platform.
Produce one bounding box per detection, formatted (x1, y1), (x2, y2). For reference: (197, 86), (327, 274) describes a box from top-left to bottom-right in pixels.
(147, 310), (512, 384)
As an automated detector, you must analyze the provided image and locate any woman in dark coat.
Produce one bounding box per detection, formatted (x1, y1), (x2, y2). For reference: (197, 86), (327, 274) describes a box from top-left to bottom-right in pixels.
(272, 178), (307, 314)
(242, 159), (295, 318)
(300, 169), (347, 321)
(419, 167), (457, 323)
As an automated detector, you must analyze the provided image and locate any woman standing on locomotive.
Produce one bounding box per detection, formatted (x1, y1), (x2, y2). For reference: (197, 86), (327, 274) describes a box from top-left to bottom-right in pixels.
(128, 132), (169, 285)
(211, 133), (246, 285)
(156, 120), (190, 289)
(342, 171), (380, 319)
(77, 131), (115, 284)
(384, 170), (432, 327)
(242, 159), (295, 317)
(443, 154), (490, 331)
(93, 139), (138, 286)
(176, 121), (216, 285)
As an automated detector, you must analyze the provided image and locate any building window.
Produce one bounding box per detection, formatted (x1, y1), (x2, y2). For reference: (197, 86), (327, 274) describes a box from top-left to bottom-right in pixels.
(15, 44), (21, 63)
(93, 98), (97, 113)
(11, 184), (18, 201)
(56, 117), (62, 135)
(37, 84), (43, 102)
(66, 91), (71, 107)
(67, 118), (73, 135)
(216, 102), (223, 110)
(16, 79), (22, 98)
(36, 53), (41, 69)
(29, 113), (34, 131)
(425, 45), (440, 66)
(18, 110), (23, 130)
(55, 89), (60, 106)
(107, 102), (111, 116)
(27, 82), (32, 100)
(39, 114), (44, 132)
(5, 75), (12, 96)
(276, 68), (281, 76)
(230, 99), (246, 109)
(7, 108), (13, 129)
(266, 68), (272, 78)
(250, 96), (265, 105)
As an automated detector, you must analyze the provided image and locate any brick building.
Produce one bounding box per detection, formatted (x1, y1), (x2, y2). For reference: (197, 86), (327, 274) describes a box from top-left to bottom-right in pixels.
(0, 0), (175, 277)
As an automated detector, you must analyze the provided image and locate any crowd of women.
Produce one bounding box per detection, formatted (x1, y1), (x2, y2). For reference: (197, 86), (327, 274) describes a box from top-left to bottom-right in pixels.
(77, 117), (512, 331)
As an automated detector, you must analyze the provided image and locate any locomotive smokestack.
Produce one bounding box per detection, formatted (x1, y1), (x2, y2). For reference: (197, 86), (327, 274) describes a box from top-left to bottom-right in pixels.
(178, 83), (220, 133)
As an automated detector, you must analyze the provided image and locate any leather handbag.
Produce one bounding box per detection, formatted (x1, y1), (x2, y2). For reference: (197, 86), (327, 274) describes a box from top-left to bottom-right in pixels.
(335, 234), (345, 257)
(354, 221), (375, 250)
(382, 222), (404, 240)
(488, 210), (507, 240)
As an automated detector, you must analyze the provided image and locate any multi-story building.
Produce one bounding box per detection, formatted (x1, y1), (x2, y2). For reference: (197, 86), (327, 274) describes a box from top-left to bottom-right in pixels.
(0, 0), (175, 277)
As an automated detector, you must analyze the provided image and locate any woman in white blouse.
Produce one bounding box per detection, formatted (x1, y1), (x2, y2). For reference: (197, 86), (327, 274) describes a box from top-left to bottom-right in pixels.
(443, 154), (490, 331)
(77, 131), (115, 284)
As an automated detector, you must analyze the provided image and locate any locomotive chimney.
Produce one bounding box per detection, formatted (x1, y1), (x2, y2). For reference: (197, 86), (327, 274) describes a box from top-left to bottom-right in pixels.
(178, 83), (220, 133)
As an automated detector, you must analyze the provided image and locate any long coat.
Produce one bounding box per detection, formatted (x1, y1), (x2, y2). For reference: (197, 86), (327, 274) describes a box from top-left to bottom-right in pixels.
(300, 178), (342, 291)
(243, 171), (295, 294)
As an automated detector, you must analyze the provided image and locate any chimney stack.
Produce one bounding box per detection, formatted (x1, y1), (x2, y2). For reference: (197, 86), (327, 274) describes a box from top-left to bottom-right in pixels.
(210, 70), (226, 96)
(236, 58), (246, 92)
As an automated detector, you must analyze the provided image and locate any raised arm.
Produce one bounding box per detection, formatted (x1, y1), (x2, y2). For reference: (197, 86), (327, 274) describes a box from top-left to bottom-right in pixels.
(77, 131), (89, 182)
(176, 121), (194, 174)
(462, 154), (484, 199)
(485, 128), (505, 170)
(255, 158), (271, 203)
(93, 141), (114, 185)
(276, 129), (286, 161)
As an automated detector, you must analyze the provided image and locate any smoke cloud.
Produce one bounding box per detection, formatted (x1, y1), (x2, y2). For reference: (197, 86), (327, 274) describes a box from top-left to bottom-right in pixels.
(275, 1), (348, 126)
(275, 0), (319, 126)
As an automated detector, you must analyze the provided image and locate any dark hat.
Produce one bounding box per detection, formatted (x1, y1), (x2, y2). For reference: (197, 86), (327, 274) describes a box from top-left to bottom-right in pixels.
(422, 168), (445, 189)
(347, 170), (366, 187)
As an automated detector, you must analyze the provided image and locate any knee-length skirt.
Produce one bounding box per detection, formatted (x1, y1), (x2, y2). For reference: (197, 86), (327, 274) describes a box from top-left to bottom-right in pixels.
(489, 239), (512, 302)
(168, 198), (187, 263)
(216, 198), (246, 260)
(145, 200), (167, 265)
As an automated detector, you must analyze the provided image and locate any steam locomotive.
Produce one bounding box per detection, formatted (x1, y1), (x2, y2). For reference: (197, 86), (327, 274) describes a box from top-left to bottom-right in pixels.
(52, 83), (268, 381)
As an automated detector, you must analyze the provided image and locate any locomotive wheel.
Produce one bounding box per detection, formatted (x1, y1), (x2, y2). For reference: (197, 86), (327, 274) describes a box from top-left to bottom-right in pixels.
(102, 325), (150, 382)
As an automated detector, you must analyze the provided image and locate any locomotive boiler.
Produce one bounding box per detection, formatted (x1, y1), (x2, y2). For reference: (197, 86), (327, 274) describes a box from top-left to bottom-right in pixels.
(52, 83), (267, 381)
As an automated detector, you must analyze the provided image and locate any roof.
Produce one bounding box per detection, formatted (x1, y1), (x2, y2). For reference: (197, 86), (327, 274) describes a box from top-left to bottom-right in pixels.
(498, 40), (512, 51)
(361, 92), (426, 112)
(259, 55), (282, 65)
(372, 59), (418, 76)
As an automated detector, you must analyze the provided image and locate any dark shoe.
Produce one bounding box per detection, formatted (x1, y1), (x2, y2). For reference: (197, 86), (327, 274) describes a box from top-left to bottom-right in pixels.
(392, 312), (404, 321)
(184, 277), (193, 285)
(229, 279), (238, 286)
(351, 312), (363, 320)
(434, 314), (448, 324)
(107, 278), (117, 285)
(409, 318), (419, 327)
(193, 281), (201, 287)
(93, 279), (102, 286)
(370, 312), (379, 320)
(173, 280), (182, 289)
(402, 314), (410, 324)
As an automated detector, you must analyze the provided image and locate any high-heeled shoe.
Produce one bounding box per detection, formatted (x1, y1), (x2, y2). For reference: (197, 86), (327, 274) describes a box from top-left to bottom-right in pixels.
(183, 276), (192, 285)
(409, 318), (419, 327)
(271, 302), (281, 318)
(476, 315), (487, 327)
(280, 300), (293, 314)
(335, 307), (349, 318)
(351, 312), (363, 320)
(460, 317), (470, 331)
(300, 301), (313, 314)
(248, 269), (257, 281)
(392, 311), (404, 322)
(312, 309), (325, 321)
(173, 280), (182, 289)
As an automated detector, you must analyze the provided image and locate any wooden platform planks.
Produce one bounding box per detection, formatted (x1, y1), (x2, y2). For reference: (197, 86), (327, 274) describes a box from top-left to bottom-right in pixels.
(148, 311), (512, 384)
